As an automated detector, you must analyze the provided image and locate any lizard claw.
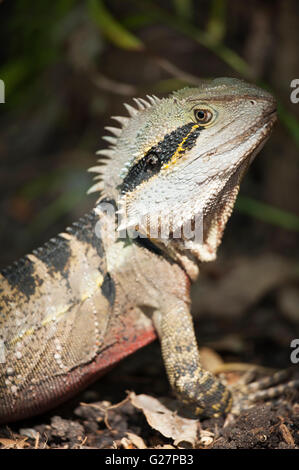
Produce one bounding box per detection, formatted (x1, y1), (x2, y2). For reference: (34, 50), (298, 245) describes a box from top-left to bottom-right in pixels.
(223, 368), (299, 424)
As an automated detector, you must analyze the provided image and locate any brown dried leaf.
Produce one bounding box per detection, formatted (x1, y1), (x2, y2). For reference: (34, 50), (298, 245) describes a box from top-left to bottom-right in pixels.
(124, 432), (147, 449)
(129, 392), (198, 447)
(279, 422), (295, 447)
(119, 437), (135, 449)
(0, 437), (29, 449)
(198, 429), (215, 447)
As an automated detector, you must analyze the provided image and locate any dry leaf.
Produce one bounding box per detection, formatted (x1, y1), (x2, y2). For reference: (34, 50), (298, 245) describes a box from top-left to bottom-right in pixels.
(198, 429), (215, 447)
(0, 437), (28, 449)
(129, 392), (198, 447)
(120, 437), (135, 449)
(125, 432), (147, 449)
(279, 423), (295, 447)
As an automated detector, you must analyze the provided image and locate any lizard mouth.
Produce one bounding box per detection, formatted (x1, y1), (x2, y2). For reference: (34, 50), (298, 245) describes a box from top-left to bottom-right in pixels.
(263, 103), (277, 117)
(262, 110), (277, 132)
(267, 109), (277, 117)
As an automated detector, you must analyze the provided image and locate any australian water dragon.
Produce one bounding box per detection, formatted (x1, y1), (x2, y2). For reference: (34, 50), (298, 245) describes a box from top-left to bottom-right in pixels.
(1, 77), (291, 424)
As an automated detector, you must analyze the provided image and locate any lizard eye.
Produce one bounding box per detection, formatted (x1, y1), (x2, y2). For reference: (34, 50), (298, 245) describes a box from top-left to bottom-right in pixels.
(194, 108), (213, 124)
(146, 152), (160, 170)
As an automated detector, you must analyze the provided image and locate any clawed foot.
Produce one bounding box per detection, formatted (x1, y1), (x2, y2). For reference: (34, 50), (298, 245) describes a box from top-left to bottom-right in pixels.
(217, 366), (299, 424)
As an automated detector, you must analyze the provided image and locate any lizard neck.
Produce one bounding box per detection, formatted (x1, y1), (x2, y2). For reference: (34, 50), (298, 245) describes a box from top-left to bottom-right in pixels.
(95, 195), (200, 282)
(137, 235), (201, 282)
(156, 240), (201, 281)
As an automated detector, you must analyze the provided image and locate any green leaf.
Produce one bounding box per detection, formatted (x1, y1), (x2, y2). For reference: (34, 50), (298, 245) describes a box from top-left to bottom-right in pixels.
(0, 59), (29, 97)
(236, 196), (299, 232)
(173, 0), (193, 21)
(88, 0), (144, 50)
(206, 0), (227, 44)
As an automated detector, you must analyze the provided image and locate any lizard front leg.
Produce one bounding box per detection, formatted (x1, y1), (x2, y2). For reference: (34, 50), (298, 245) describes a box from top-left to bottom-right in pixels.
(153, 297), (299, 419)
(153, 298), (232, 418)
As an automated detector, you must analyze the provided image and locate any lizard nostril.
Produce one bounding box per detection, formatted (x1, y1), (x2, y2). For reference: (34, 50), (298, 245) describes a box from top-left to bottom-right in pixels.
(250, 100), (256, 105)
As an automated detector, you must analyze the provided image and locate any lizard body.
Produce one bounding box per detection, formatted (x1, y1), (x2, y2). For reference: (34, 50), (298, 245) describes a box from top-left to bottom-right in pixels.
(0, 78), (277, 423)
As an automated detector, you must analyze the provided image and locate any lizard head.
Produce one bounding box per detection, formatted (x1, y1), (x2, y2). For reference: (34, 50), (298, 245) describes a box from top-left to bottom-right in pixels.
(89, 78), (276, 276)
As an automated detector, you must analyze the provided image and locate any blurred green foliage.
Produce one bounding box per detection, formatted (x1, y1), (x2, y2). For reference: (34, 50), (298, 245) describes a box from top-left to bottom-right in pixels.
(88, 0), (143, 50)
(1, 1), (77, 103)
(236, 196), (299, 232)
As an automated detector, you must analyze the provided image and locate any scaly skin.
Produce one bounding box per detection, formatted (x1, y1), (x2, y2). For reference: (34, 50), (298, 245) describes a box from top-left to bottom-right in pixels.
(0, 78), (277, 423)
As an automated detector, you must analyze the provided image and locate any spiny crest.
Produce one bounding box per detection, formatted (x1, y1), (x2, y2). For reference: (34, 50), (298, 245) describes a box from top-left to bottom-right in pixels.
(87, 95), (160, 198)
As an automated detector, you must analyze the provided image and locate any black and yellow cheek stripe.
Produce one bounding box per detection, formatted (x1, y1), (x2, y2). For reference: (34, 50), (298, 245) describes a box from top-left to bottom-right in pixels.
(162, 123), (201, 169)
(120, 122), (202, 194)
